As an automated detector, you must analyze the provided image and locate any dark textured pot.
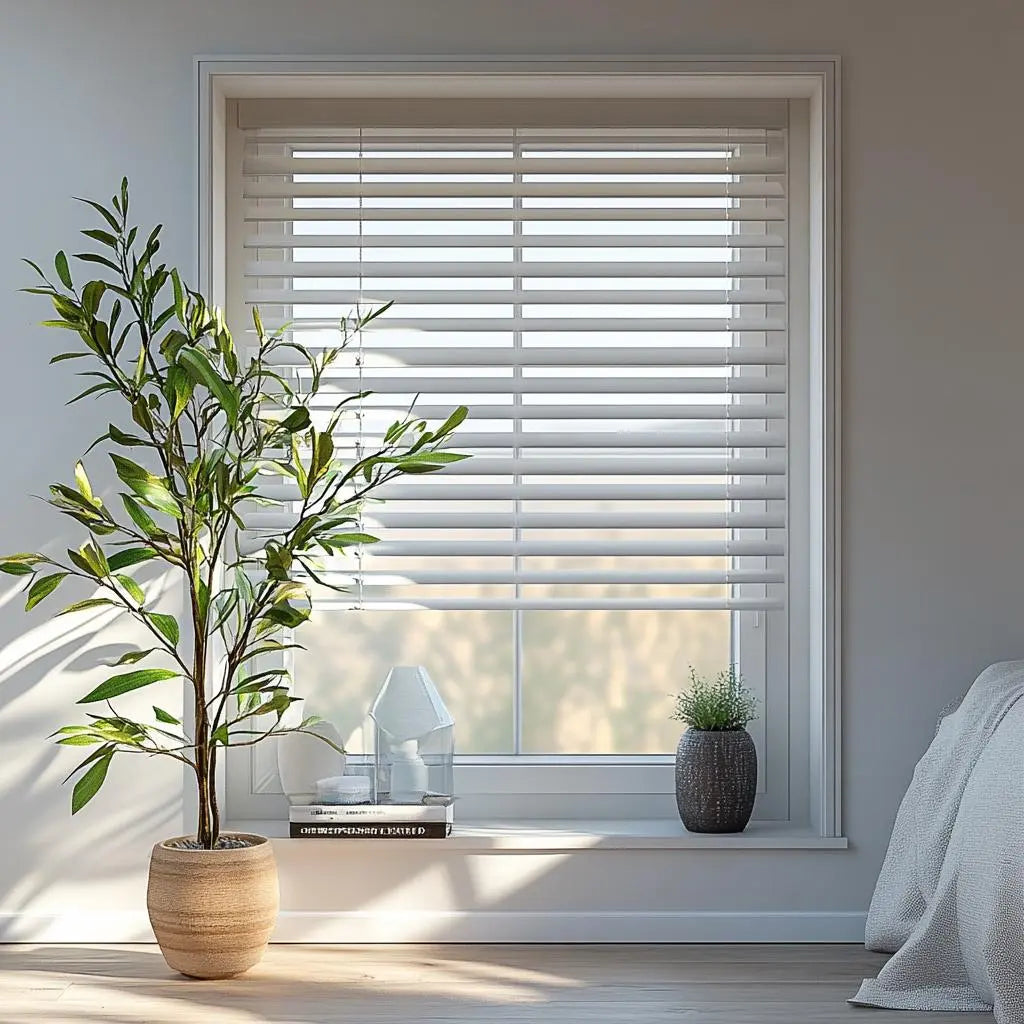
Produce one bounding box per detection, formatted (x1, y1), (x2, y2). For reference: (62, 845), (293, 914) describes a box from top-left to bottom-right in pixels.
(675, 728), (757, 833)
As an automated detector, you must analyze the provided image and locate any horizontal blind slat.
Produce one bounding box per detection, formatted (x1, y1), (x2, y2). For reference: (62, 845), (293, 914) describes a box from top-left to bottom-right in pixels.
(256, 481), (787, 501)
(245, 205), (787, 222)
(325, 429), (786, 449)
(244, 156), (786, 175)
(243, 259), (785, 279)
(243, 234), (786, 249)
(243, 288), (786, 305)
(262, 346), (786, 367)
(247, 510), (785, 531)
(313, 597), (785, 612)
(244, 181), (786, 199)
(256, 317), (785, 333)
(314, 569), (785, 585)
(282, 402), (786, 420)
(264, 376), (786, 395)
(239, 538), (785, 557)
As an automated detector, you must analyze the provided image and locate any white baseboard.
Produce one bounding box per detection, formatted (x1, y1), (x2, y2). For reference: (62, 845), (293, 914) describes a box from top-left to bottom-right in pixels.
(0, 910), (866, 944)
(0, 912), (155, 943)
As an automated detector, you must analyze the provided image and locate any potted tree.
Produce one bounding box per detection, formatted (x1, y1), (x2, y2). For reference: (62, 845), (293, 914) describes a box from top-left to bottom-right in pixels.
(2, 181), (467, 978)
(671, 666), (759, 833)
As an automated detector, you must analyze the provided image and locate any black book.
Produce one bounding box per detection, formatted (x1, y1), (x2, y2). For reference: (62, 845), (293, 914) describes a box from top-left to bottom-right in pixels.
(289, 821), (452, 839)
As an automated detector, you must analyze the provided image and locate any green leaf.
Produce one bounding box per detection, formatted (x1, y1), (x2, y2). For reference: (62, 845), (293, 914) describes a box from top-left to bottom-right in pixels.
(54, 251), (73, 289)
(249, 689), (293, 716)
(132, 479), (182, 519)
(69, 381), (118, 405)
(121, 495), (159, 536)
(71, 751), (112, 814)
(114, 574), (145, 605)
(291, 436), (309, 498)
(25, 572), (69, 611)
(111, 455), (181, 520)
(150, 613), (179, 646)
(2, 552), (45, 565)
(110, 648), (156, 666)
(74, 461), (94, 504)
(81, 228), (117, 249)
(108, 423), (148, 448)
(73, 252), (120, 274)
(0, 562), (34, 576)
(314, 431), (334, 477)
(57, 598), (117, 616)
(178, 347), (239, 424)
(66, 547), (95, 576)
(58, 734), (103, 746)
(325, 532), (379, 547)
(277, 407), (311, 434)
(78, 540), (109, 577)
(107, 547), (157, 571)
(74, 197), (122, 233)
(434, 405), (469, 438)
(166, 365), (193, 422)
(264, 602), (310, 628)
(81, 280), (106, 316)
(78, 667), (179, 704)
(171, 269), (186, 322)
(358, 300), (394, 329)
(234, 566), (254, 606)
(404, 451), (470, 465)
(153, 304), (176, 333)
(153, 706), (180, 726)
(109, 452), (148, 484)
(49, 352), (89, 364)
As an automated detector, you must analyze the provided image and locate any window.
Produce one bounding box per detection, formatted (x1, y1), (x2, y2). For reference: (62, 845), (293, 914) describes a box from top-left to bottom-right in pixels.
(211, 68), (838, 829)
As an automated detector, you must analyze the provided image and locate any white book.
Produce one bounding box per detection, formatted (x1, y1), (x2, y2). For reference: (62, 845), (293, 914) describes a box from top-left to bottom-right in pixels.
(289, 802), (454, 824)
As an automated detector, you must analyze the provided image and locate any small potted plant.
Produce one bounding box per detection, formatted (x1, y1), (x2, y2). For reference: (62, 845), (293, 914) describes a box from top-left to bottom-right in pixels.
(670, 666), (759, 833)
(3, 181), (467, 978)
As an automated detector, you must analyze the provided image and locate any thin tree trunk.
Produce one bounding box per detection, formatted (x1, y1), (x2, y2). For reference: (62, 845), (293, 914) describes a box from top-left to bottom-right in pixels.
(196, 761), (213, 847)
(208, 745), (220, 847)
(194, 654), (214, 848)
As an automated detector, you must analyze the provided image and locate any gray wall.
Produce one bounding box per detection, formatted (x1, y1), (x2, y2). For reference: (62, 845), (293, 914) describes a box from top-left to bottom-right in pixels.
(1, 0), (1022, 937)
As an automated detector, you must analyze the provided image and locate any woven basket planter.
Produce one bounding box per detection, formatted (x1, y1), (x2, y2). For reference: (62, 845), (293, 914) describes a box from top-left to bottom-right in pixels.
(675, 729), (757, 833)
(147, 833), (278, 979)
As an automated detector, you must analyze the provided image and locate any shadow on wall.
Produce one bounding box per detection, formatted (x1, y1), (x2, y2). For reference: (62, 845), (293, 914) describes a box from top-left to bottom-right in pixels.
(0, 567), (184, 938)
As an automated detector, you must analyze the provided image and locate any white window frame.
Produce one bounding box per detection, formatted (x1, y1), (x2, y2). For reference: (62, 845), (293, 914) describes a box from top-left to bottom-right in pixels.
(197, 56), (841, 835)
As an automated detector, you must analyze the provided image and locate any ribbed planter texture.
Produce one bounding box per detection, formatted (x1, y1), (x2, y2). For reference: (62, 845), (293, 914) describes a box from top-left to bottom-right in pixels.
(675, 728), (757, 833)
(147, 833), (278, 979)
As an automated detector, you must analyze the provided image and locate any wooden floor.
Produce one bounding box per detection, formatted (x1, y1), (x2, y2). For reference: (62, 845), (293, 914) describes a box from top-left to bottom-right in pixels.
(0, 944), (992, 1023)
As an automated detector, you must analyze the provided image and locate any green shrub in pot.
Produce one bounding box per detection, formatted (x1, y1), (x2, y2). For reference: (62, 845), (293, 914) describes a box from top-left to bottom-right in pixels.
(671, 667), (759, 833)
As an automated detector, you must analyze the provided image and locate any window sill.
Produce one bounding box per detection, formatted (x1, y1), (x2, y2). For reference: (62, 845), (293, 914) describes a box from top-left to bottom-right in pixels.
(228, 818), (848, 851)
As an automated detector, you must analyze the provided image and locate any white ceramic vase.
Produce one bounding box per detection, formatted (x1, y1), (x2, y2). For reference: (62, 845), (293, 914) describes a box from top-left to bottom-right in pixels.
(276, 720), (345, 805)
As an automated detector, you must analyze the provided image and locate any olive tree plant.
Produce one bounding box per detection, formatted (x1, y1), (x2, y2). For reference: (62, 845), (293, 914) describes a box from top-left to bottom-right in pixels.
(2, 181), (467, 848)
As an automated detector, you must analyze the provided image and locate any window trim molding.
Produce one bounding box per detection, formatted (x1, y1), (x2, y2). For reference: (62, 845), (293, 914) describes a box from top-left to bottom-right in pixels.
(196, 54), (841, 836)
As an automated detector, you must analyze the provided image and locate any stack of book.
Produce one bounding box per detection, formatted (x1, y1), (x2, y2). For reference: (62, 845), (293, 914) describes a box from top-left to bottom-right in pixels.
(288, 801), (454, 839)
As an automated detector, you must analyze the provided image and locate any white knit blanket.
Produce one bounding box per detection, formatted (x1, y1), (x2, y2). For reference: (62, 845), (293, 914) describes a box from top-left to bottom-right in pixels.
(852, 660), (1024, 1021)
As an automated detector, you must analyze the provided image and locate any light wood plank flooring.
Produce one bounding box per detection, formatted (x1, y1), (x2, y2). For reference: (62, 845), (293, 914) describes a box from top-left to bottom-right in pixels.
(0, 944), (993, 1023)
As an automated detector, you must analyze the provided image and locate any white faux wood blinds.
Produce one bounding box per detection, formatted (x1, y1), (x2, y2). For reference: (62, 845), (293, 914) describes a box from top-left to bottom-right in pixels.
(239, 121), (788, 613)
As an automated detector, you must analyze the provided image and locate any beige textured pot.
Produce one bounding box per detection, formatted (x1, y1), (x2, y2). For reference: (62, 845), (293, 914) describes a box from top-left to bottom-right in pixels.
(147, 833), (278, 979)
